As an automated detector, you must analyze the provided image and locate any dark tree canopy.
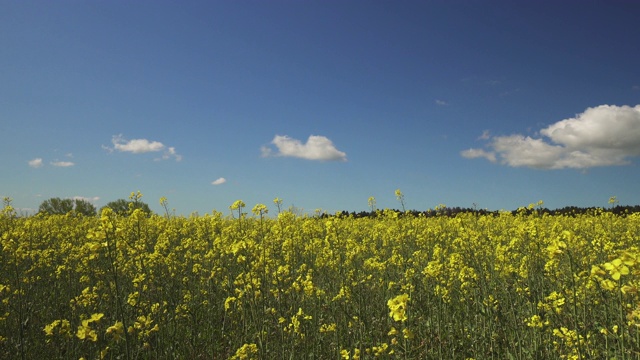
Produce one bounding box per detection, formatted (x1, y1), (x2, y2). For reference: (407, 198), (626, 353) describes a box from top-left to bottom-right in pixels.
(73, 199), (97, 217)
(38, 197), (97, 216)
(101, 199), (151, 216)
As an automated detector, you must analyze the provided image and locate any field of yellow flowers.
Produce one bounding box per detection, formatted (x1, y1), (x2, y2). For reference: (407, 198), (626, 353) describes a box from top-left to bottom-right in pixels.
(2, 194), (640, 359)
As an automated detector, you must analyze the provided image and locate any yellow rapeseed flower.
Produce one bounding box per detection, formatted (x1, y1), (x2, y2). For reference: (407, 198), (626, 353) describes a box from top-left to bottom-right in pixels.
(106, 321), (124, 342)
(319, 323), (337, 333)
(230, 343), (259, 360)
(340, 349), (350, 359)
(251, 204), (268, 216)
(604, 258), (630, 280)
(44, 321), (57, 336)
(77, 321), (98, 342)
(44, 319), (71, 337)
(371, 343), (389, 356)
(229, 200), (246, 211)
(402, 327), (414, 339)
(525, 315), (544, 328)
(387, 294), (409, 322)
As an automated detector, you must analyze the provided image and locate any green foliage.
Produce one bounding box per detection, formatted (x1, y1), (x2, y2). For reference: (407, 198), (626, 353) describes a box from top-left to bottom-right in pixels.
(38, 197), (74, 215)
(73, 199), (97, 217)
(101, 199), (151, 217)
(38, 197), (96, 216)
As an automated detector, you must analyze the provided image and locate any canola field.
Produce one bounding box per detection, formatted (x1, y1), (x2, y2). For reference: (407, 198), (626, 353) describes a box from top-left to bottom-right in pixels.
(2, 195), (640, 359)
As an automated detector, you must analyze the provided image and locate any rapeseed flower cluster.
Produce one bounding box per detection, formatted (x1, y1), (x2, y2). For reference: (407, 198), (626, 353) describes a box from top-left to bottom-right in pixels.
(76, 313), (104, 342)
(2, 195), (640, 358)
(387, 294), (410, 322)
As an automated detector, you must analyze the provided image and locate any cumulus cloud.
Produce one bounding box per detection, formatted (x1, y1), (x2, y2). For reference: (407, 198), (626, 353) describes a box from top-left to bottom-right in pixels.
(262, 135), (347, 162)
(106, 134), (181, 161)
(462, 104), (640, 169)
(51, 161), (75, 167)
(28, 158), (43, 168)
(211, 177), (226, 185)
(112, 135), (164, 153)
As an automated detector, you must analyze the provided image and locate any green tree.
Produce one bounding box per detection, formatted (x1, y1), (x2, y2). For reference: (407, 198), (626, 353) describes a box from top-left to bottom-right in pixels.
(101, 199), (151, 216)
(39, 198), (73, 215)
(73, 199), (97, 216)
(38, 197), (96, 216)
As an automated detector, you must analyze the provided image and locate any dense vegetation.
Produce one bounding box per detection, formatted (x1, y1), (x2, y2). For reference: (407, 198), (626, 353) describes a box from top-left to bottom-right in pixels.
(336, 205), (640, 219)
(2, 193), (640, 359)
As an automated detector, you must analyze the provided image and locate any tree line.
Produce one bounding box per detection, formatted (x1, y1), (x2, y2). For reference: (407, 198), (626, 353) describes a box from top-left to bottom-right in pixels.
(36, 196), (640, 218)
(37, 197), (151, 217)
(325, 205), (640, 219)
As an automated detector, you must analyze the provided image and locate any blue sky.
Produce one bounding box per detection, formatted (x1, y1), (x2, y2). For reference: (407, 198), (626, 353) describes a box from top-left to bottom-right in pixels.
(2, 1), (640, 215)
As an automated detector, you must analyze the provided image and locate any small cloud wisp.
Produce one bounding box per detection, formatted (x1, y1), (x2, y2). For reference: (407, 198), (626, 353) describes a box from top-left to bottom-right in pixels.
(211, 177), (227, 185)
(51, 161), (75, 167)
(28, 158), (43, 168)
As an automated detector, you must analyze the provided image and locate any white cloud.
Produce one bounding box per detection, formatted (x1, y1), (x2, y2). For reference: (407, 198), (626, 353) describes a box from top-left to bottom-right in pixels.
(211, 177), (226, 185)
(72, 196), (100, 202)
(51, 161), (75, 167)
(490, 135), (568, 169)
(107, 134), (181, 161)
(260, 146), (273, 158)
(158, 147), (183, 162)
(541, 105), (640, 152)
(112, 134), (164, 153)
(263, 135), (347, 162)
(435, 99), (449, 106)
(463, 104), (640, 169)
(28, 158), (43, 168)
(460, 148), (496, 163)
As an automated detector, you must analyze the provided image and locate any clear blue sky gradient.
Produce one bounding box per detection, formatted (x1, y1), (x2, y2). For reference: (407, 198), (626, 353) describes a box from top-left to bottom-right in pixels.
(2, 1), (640, 215)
